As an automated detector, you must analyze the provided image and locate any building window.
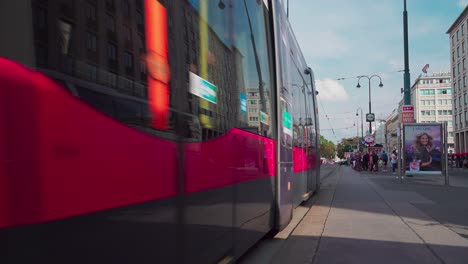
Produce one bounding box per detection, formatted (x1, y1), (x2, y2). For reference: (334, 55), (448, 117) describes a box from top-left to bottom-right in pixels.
(107, 42), (117, 61)
(85, 3), (96, 21)
(106, 0), (115, 9)
(437, 89), (451, 94)
(420, 89), (435, 95)
(136, 11), (144, 33)
(35, 44), (48, 66)
(453, 35), (455, 46)
(124, 25), (132, 41)
(86, 32), (97, 51)
(106, 14), (116, 32)
(122, 0), (130, 17)
(463, 42), (466, 53)
(124, 51), (133, 68)
(34, 6), (48, 30)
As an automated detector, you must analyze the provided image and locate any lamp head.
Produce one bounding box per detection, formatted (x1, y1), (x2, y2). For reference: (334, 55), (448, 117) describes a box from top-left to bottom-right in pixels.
(357, 83), (361, 88)
(218, 0), (225, 9)
(379, 82), (383, 88)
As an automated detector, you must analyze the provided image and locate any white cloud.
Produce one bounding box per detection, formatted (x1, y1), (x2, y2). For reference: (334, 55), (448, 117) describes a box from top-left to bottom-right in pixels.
(315, 79), (349, 101)
(459, 0), (468, 8)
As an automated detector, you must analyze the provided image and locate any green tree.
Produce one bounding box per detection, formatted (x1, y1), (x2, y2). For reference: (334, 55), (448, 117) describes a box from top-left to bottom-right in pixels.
(336, 137), (357, 159)
(320, 135), (336, 159)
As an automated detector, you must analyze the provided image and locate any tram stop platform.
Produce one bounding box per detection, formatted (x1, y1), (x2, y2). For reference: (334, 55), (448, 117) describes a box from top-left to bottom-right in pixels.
(240, 165), (468, 264)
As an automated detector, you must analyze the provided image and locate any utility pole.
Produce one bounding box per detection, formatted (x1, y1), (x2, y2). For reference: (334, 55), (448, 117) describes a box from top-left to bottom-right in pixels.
(403, 0), (411, 105)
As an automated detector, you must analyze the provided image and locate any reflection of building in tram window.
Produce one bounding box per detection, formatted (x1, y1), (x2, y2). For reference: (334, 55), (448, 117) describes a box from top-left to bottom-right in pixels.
(185, 0), (274, 139)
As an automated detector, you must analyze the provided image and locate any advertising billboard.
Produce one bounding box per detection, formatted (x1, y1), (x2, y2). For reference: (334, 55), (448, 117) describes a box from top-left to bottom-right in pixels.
(403, 124), (443, 175)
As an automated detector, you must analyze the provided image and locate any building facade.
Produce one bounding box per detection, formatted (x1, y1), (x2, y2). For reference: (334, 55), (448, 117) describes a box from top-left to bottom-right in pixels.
(410, 72), (454, 153)
(385, 109), (399, 153)
(447, 6), (468, 153)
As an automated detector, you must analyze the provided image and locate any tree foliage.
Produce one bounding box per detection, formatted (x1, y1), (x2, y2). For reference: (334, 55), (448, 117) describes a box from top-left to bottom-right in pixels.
(336, 137), (359, 159)
(320, 135), (336, 159)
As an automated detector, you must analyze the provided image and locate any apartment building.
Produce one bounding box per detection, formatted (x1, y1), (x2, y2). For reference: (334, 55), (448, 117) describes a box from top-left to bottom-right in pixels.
(447, 6), (468, 153)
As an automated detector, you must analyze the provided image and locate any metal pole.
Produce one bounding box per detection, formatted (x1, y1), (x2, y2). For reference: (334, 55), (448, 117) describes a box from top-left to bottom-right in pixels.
(444, 122), (450, 186)
(368, 78), (372, 134)
(403, 0), (411, 105)
(398, 125), (402, 183)
(361, 108), (364, 139)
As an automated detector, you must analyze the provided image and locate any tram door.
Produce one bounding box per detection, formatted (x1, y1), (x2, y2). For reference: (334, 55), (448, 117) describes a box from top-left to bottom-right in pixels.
(277, 97), (294, 230)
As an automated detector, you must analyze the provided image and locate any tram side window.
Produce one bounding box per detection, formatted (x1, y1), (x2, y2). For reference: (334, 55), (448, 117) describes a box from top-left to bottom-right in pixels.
(184, 0), (275, 140)
(290, 60), (308, 149)
(28, 0), (179, 139)
(306, 85), (317, 149)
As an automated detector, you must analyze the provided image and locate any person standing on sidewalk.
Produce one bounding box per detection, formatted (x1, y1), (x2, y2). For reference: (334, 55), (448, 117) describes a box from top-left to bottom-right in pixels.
(381, 151), (388, 171)
(391, 150), (398, 174)
(362, 152), (369, 171)
(371, 151), (379, 172)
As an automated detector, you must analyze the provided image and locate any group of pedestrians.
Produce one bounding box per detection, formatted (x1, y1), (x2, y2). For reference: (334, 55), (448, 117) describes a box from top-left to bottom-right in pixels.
(349, 150), (399, 174)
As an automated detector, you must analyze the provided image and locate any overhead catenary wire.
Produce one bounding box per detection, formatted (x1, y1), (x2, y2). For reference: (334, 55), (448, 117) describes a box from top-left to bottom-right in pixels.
(317, 94), (338, 143)
(335, 69), (418, 81)
(320, 125), (355, 131)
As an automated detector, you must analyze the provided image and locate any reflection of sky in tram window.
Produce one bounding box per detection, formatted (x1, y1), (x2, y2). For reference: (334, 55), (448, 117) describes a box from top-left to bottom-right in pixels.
(232, 0), (271, 91)
(188, 0), (230, 46)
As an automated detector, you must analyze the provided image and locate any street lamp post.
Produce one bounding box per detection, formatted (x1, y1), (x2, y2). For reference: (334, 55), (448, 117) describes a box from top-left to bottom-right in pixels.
(356, 75), (383, 134)
(356, 107), (363, 150)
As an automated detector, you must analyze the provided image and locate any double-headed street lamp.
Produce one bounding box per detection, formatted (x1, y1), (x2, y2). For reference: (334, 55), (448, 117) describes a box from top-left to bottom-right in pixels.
(356, 75), (383, 134)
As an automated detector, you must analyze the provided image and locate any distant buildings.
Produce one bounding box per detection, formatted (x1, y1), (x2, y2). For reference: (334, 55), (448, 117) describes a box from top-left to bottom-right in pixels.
(410, 72), (454, 153)
(384, 72), (454, 154)
(384, 109), (399, 152)
(447, 5), (468, 153)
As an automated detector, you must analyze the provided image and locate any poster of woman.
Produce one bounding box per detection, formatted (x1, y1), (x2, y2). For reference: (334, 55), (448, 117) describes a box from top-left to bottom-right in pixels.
(403, 124), (443, 175)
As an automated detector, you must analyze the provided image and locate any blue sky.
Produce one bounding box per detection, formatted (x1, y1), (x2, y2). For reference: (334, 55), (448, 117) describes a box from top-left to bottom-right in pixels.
(288, 0), (467, 144)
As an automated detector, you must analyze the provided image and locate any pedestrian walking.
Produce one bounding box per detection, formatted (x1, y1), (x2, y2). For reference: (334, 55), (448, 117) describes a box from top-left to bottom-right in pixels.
(371, 151), (379, 172)
(391, 151), (398, 174)
(381, 151), (388, 171)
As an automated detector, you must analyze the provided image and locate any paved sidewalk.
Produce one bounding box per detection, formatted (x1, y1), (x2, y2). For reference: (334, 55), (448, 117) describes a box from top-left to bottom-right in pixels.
(241, 166), (468, 264)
